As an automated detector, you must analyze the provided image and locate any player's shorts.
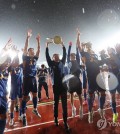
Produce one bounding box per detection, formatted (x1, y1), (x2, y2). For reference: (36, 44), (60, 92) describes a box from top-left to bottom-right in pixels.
(23, 77), (37, 96)
(88, 79), (105, 94)
(10, 85), (22, 100)
(67, 76), (82, 94)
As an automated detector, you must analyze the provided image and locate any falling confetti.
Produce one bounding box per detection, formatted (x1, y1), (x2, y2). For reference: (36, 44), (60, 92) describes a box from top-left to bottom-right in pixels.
(11, 3), (16, 10)
(82, 8), (85, 14)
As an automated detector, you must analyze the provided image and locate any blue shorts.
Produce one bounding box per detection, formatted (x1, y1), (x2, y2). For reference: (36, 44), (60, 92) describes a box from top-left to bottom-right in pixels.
(67, 77), (82, 94)
(23, 77), (37, 96)
(10, 85), (22, 100)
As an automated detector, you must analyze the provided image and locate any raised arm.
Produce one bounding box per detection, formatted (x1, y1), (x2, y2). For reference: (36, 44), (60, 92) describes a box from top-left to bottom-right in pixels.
(0, 38), (13, 71)
(3, 38), (12, 51)
(45, 42), (53, 67)
(76, 29), (87, 64)
(61, 40), (66, 65)
(76, 46), (80, 65)
(23, 29), (32, 55)
(36, 34), (40, 57)
(67, 42), (72, 63)
(76, 28), (82, 52)
(1, 38), (13, 55)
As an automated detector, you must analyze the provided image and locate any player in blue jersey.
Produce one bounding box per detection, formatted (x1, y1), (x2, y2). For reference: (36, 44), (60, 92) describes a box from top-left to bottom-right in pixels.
(21, 30), (40, 126)
(0, 40), (12, 134)
(77, 29), (106, 123)
(100, 47), (120, 122)
(2, 68), (9, 89)
(0, 59), (11, 134)
(8, 47), (23, 126)
(67, 41), (83, 119)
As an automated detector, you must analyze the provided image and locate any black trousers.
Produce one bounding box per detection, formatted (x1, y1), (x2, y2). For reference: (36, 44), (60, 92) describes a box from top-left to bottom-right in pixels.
(38, 82), (49, 98)
(53, 85), (68, 122)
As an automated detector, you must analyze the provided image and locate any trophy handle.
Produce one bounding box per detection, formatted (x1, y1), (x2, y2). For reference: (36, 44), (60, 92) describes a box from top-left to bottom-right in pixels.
(46, 36), (62, 44)
(46, 38), (54, 43)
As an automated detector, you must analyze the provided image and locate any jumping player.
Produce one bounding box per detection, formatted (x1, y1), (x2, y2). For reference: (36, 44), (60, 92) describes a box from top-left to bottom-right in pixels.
(21, 30), (41, 126)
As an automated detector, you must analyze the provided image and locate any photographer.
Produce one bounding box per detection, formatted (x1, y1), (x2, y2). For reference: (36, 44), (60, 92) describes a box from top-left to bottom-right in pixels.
(37, 64), (49, 101)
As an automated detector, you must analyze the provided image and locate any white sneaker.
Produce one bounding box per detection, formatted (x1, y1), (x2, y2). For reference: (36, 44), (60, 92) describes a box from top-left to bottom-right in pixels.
(9, 119), (14, 126)
(88, 111), (94, 123)
(79, 106), (83, 119)
(72, 106), (76, 117)
(19, 114), (27, 126)
(32, 109), (41, 118)
(19, 114), (27, 121)
(98, 108), (105, 119)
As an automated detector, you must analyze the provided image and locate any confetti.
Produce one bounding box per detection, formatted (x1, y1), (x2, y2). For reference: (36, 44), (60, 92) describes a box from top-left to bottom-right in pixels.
(11, 3), (16, 10)
(82, 8), (85, 14)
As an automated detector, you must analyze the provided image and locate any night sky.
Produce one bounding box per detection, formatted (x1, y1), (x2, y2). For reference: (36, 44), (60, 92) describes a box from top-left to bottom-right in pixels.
(0, 0), (120, 64)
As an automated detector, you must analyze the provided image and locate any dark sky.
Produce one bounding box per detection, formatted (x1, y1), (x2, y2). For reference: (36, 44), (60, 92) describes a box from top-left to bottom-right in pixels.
(0, 0), (120, 64)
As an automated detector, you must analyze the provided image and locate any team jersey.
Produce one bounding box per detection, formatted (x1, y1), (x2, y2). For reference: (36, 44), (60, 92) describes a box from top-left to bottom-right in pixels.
(22, 55), (38, 77)
(2, 68), (9, 88)
(80, 51), (102, 80)
(8, 66), (23, 86)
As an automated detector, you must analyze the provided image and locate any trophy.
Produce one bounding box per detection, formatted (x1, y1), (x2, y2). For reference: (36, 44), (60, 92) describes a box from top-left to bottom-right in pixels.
(46, 36), (62, 44)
